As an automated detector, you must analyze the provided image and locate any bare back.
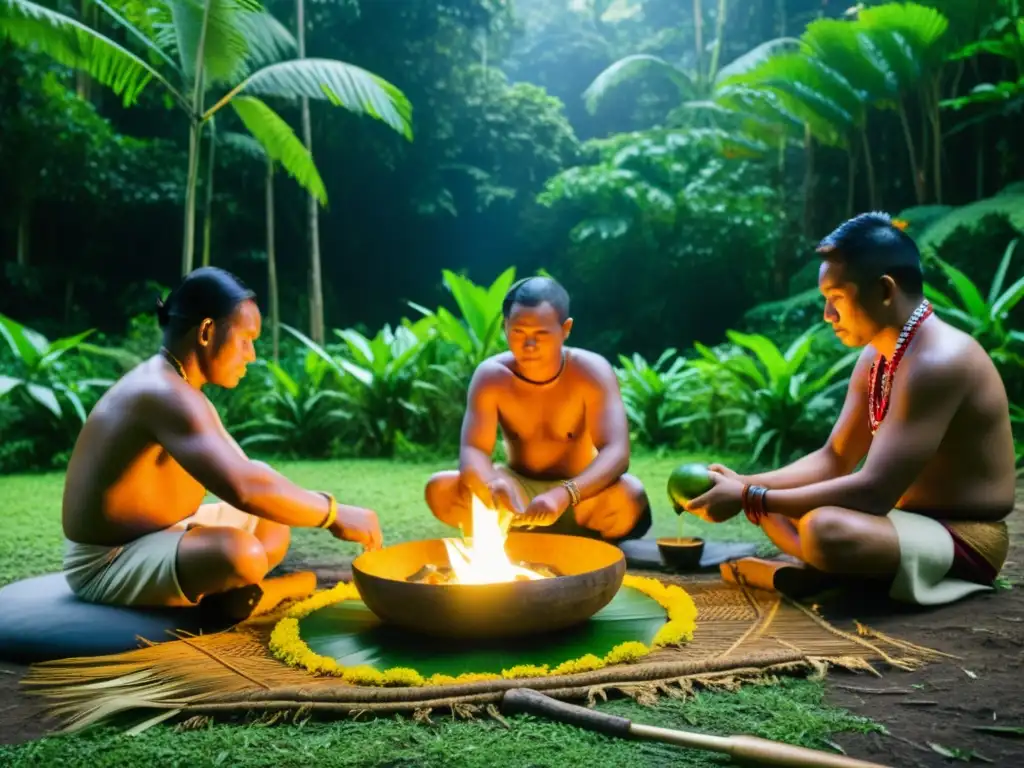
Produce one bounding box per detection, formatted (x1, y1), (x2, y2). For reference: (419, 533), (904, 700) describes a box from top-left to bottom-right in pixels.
(63, 358), (221, 546)
(470, 348), (616, 479)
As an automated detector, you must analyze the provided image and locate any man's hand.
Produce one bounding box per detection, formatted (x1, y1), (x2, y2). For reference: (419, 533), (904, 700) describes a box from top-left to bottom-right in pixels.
(329, 504), (383, 551)
(707, 463), (744, 482)
(486, 475), (525, 515)
(685, 471), (743, 523)
(512, 486), (571, 528)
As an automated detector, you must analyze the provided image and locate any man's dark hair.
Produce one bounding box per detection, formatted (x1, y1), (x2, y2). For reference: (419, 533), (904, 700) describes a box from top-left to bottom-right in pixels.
(157, 267), (256, 342)
(502, 276), (571, 323)
(817, 212), (924, 295)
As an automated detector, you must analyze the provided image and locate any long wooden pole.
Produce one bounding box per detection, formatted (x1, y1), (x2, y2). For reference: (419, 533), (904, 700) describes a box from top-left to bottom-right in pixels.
(502, 689), (892, 768)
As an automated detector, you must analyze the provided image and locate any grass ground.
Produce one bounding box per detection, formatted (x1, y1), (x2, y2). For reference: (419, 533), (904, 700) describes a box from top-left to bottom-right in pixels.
(0, 455), (883, 767)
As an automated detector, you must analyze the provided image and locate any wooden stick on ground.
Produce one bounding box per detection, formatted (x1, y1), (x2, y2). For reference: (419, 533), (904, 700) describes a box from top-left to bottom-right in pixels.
(501, 688), (892, 768)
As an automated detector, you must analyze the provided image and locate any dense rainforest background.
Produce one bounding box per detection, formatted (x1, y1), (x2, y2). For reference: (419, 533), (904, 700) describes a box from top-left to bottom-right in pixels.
(1, 0), (1022, 473)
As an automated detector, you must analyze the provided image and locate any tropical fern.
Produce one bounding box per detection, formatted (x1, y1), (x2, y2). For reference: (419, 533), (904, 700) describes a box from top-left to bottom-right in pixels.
(916, 190), (1024, 256)
(230, 96), (326, 204)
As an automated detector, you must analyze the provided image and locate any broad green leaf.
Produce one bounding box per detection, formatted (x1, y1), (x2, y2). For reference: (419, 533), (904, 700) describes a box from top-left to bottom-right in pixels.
(583, 54), (695, 114)
(992, 273), (1024, 320)
(858, 2), (950, 63)
(436, 308), (474, 354)
(39, 329), (95, 369)
(714, 36), (803, 85)
(26, 383), (61, 418)
(0, 375), (22, 397)
(726, 330), (788, 379)
(989, 238), (1018, 306)
(210, 58), (413, 140)
(230, 96), (327, 205)
(300, 586), (666, 678)
(266, 361), (299, 398)
(281, 324), (348, 381)
(934, 257), (990, 318)
(0, 313), (42, 368)
(0, 0), (165, 106)
(443, 270), (490, 343)
(782, 326), (819, 372)
(53, 383), (87, 423)
(335, 329), (374, 368)
(751, 429), (780, 464)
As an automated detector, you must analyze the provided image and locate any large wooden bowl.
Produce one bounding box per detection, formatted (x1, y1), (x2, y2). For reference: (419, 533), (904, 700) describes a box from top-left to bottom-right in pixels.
(351, 533), (626, 639)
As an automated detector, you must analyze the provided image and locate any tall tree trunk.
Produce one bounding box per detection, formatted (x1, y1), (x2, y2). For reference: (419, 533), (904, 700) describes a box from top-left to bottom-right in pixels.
(297, 0), (324, 343)
(181, 0), (212, 276)
(802, 124), (814, 238)
(201, 119), (216, 267)
(897, 98), (925, 205)
(707, 0), (727, 83)
(267, 159), (280, 364)
(860, 127), (878, 210)
(16, 203), (29, 267)
(929, 76), (942, 204)
(692, 0), (704, 86)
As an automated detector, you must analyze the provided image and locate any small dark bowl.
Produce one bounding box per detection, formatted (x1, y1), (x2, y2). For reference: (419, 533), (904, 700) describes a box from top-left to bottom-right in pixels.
(656, 537), (705, 571)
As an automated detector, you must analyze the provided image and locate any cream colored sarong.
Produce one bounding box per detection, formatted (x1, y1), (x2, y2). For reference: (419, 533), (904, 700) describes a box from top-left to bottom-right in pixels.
(63, 502), (260, 608)
(888, 509), (1008, 606)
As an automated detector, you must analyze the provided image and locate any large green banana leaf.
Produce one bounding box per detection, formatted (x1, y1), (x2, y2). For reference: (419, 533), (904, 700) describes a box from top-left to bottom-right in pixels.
(299, 586), (666, 678)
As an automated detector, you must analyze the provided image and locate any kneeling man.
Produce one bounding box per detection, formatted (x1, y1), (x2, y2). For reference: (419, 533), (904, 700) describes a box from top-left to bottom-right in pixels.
(62, 267), (381, 613)
(688, 213), (1016, 604)
(425, 276), (651, 542)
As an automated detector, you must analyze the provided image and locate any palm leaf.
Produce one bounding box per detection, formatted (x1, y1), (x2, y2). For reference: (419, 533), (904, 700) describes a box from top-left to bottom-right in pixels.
(0, 0), (171, 107)
(583, 54), (695, 114)
(713, 36), (802, 85)
(992, 273), (1024, 320)
(92, 0), (180, 74)
(234, 8), (295, 73)
(802, 18), (890, 103)
(933, 257), (989, 319)
(230, 95), (327, 205)
(916, 192), (1024, 255)
(169, 0), (252, 87)
(208, 58), (413, 140)
(858, 2), (950, 65)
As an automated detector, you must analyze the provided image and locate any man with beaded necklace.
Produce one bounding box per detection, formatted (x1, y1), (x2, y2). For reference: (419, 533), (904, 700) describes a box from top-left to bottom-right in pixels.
(61, 268), (382, 617)
(687, 213), (1016, 605)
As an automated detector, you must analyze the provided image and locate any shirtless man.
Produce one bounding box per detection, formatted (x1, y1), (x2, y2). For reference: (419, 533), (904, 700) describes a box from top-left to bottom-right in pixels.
(687, 213), (1016, 604)
(425, 276), (651, 541)
(62, 267), (381, 614)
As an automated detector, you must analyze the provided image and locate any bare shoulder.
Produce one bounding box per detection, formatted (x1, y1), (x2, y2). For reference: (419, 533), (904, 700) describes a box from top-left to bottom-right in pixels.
(126, 359), (213, 430)
(567, 348), (617, 387)
(469, 353), (516, 391)
(904, 321), (984, 395)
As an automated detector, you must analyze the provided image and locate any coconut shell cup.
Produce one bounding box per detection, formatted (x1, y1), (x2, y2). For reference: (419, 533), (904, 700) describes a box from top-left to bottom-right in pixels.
(656, 537), (705, 571)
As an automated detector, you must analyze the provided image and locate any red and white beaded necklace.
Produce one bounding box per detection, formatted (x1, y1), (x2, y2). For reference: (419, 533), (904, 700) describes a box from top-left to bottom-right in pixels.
(867, 299), (933, 435)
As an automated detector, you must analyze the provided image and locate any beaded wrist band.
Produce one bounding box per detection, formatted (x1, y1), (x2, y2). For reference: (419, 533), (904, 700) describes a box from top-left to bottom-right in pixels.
(741, 484), (768, 526)
(562, 480), (581, 507)
(319, 492), (338, 529)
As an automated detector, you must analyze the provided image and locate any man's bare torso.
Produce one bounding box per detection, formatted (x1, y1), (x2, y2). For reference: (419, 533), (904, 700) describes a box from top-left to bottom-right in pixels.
(63, 358), (210, 546)
(882, 322), (1016, 520)
(481, 348), (606, 479)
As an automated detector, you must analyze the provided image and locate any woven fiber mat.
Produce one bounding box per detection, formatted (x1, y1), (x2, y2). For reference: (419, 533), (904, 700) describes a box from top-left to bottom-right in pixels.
(22, 571), (949, 732)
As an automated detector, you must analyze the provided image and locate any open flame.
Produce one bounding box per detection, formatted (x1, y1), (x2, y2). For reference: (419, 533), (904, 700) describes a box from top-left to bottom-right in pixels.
(442, 495), (545, 584)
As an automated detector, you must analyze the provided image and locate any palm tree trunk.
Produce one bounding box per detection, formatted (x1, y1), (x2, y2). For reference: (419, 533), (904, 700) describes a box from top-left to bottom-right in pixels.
(267, 159), (280, 364)
(860, 127), (877, 209)
(930, 76), (942, 203)
(181, 0), (212, 276)
(707, 0), (727, 83)
(297, 0), (324, 343)
(897, 98), (924, 205)
(201, 118), (216, 267)
(16, 203), (29, 267)
(692, 0), (704, 86)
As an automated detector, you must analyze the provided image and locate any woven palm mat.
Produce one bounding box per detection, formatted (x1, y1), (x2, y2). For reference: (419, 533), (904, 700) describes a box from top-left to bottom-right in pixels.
(22, 571), (950, 732)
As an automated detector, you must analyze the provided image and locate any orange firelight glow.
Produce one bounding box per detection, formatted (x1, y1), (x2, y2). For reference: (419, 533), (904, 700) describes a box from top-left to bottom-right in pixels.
(442, 495), (545, 584)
